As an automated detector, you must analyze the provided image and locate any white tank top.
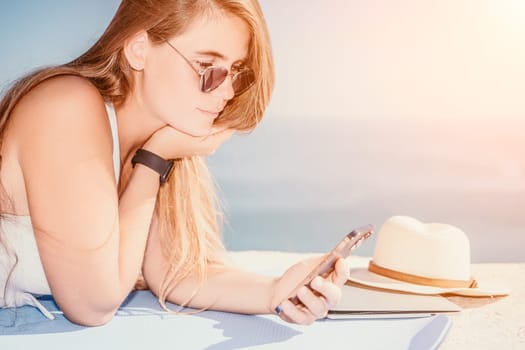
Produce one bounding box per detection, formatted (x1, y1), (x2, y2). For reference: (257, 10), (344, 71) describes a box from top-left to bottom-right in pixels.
(0, 103), (120, 320)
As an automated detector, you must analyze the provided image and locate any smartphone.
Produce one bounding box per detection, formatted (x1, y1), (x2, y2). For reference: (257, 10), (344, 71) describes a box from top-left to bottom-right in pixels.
(288, 224), (374, 304)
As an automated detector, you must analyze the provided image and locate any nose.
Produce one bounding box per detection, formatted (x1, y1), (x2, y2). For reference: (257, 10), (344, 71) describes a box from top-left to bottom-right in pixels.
(211, 75), (235, 101)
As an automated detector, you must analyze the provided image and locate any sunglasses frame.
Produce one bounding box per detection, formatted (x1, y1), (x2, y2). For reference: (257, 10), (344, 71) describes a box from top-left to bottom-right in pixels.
(164, 41), (255, 96)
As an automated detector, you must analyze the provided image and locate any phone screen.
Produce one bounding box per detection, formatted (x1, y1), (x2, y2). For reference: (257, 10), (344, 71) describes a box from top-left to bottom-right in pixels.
(288, 224), (373, 304)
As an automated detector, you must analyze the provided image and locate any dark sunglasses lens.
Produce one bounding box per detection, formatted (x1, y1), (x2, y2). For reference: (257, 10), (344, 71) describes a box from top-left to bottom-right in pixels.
(201, 67), (228, 92)
(232, 69), (256, 95)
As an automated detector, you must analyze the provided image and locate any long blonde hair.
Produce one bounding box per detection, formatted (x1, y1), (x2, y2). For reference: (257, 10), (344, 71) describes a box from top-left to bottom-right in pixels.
(0, 0), (274, 310)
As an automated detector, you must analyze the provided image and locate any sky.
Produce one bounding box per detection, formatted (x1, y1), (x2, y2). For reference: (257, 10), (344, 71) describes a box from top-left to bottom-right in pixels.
(0, 1), (523, 260)
(1, 0), (523, 121)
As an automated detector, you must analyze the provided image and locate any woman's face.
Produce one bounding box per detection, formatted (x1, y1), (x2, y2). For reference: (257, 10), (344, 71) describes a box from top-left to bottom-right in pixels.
(142, 13), (250, 137)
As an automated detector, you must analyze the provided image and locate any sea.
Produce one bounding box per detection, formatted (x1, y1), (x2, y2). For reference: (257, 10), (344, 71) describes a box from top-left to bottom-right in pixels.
(208, 115), (525, 263)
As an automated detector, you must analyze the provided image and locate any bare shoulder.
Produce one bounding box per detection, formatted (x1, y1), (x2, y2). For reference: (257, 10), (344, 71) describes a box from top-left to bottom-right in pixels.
(15, 74), (105, 112)
(18, 74), (103, 106)
(10, 75), (112, 157)
(10, 74), (120, 246)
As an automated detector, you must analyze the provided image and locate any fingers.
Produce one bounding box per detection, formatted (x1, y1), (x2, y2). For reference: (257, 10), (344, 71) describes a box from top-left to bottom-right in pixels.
(310, 276), (342, 308)
(331, 258), (350, 286)
(276, 281), (339, 325)
(197, 128), (235, 156)
(275, 259), (349, 325)
(208, 125), (230, 135)
(298, 285), (329, 318)
(307, 258), (348, 308)
(206, 126), (235, 139)
(277, 299), (317, 325)
(276, 285), (329, 325)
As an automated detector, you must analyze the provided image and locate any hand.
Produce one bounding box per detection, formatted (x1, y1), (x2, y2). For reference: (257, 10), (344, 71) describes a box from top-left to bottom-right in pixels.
(143, 125), (235, 160)
(270, 256), (350, 325)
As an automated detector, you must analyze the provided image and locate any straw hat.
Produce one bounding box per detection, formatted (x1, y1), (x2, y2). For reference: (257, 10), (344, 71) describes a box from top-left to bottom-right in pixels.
(348, 216), (509, 297)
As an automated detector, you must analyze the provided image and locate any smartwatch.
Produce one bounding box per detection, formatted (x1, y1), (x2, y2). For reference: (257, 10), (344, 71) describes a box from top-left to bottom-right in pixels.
(131, 149), (175, 185)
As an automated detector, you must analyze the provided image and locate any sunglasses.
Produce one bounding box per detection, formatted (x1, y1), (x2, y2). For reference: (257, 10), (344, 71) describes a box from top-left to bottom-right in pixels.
(165, 41), (255, 96)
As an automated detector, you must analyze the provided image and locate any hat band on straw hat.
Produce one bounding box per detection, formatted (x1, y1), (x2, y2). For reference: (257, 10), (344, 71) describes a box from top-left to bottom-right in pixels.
(368, 261), (478, 289)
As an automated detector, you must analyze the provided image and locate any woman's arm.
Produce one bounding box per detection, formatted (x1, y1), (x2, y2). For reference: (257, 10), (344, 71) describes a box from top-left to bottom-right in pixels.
(165, 265), (278, 315)
(14, 76), (160, 326)
(143, 218), (348, 324)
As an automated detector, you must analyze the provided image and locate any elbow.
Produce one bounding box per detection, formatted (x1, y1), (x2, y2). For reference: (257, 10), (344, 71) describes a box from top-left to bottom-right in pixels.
(50, 280), (127, 326)
(59, 297), (121, 327)
(64, 309), (116, 327)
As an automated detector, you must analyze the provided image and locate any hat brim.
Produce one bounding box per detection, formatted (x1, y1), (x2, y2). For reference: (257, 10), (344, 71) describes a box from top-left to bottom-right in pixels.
(348, 267), (510, 297)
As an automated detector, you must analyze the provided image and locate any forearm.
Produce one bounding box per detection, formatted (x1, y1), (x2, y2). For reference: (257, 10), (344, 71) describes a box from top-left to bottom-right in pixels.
(116, 164), (160, 296)
(168, 266), (278, 315)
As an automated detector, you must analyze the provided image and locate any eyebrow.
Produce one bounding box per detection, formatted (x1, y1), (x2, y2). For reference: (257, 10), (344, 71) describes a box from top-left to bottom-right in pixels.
(195, 50), (225, 59)
(194, 50), (247, 64)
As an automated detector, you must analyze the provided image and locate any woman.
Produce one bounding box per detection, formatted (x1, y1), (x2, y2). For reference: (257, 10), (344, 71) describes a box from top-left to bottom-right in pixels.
(0, 0), (348, 326)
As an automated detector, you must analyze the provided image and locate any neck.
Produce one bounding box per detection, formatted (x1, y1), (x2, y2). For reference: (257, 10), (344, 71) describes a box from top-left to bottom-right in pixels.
(114, 92), (165, 169)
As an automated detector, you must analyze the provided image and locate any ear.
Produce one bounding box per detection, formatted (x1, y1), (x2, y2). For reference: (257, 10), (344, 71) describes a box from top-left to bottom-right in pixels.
(124, 30), (149, 71)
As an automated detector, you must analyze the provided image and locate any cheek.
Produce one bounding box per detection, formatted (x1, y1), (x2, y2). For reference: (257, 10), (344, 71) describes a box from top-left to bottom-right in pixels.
(140, 55), (217, 136)
(142, 61), (195, 123)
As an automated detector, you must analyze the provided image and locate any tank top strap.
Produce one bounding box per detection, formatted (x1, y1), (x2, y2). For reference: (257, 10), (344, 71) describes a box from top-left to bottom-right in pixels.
(104, 103), (121, 183)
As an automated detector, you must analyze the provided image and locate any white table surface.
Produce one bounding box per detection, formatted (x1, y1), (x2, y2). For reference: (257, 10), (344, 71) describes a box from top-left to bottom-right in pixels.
(227, 250), (525, 350)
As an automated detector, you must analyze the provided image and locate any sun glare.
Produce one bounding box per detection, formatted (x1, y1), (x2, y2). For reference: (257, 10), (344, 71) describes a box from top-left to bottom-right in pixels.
(491, 0), (525, 31)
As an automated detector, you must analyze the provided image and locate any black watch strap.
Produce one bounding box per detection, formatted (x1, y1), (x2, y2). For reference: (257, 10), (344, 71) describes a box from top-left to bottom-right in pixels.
(131, 149), (174, 184)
